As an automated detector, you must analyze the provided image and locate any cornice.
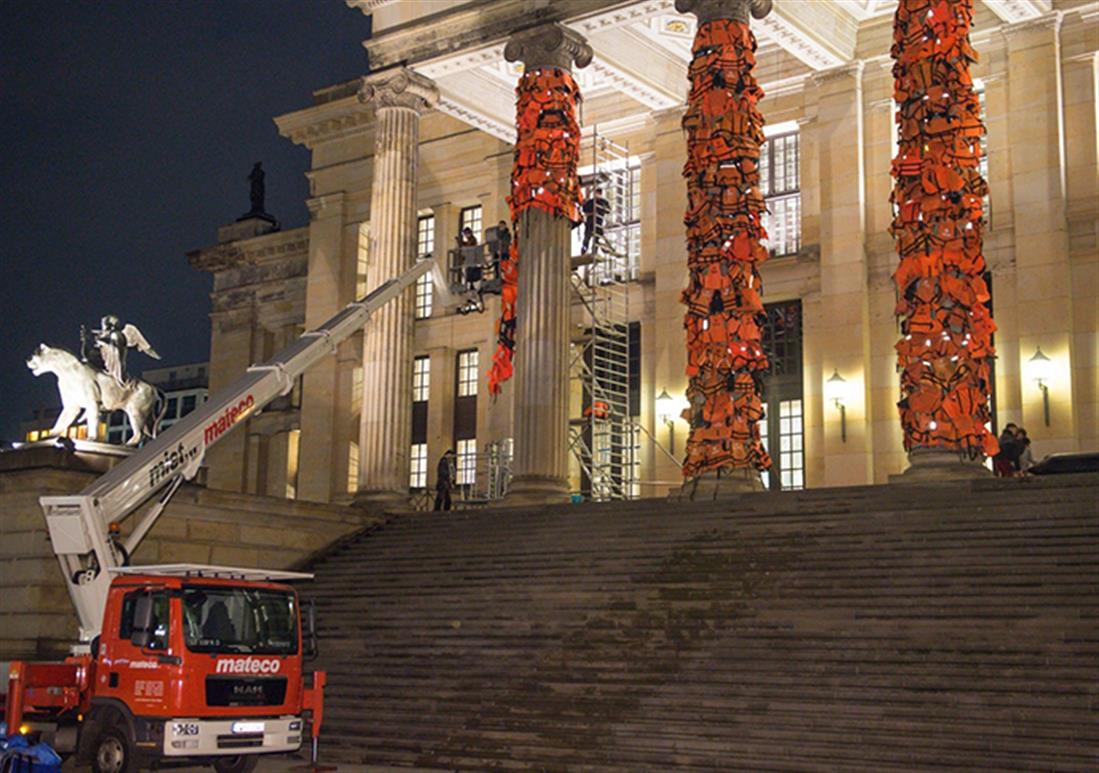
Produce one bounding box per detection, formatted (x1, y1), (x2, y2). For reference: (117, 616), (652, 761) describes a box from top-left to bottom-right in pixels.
(810, 59), (865, 87)
(307, 191), (347, 221)
(275, 95), (372, 149)
(1001, 9), (1063, 38)
(187, 244), (244, 273)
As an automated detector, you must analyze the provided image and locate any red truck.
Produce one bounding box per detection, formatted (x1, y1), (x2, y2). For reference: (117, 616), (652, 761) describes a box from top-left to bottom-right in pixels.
(3, 259), (434, 771)
(6, 568), (324, 773)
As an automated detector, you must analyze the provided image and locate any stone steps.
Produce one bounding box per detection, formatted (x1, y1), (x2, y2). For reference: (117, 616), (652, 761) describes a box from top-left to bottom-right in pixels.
(302, 473), (1099, 769)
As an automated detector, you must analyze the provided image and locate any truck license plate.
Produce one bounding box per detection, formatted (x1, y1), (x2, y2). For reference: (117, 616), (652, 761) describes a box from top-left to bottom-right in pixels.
(231, 721), (265, 734)
(172, 722), (199, 736)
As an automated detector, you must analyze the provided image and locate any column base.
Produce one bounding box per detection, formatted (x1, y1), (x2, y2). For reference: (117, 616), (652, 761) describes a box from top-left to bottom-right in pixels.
(681, 467), (765, 501)
(352, 489), (411, 515)
(890, 446), (991, 483)
(506, 475), (571, 507)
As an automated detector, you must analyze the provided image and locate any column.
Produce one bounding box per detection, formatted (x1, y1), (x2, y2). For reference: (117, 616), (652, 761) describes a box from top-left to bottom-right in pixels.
(675, 0), (774, 501)
(1003, 13), (1078, 454)
(355, 68), (439, 509)
(804, 62), (875, 487)
(296, 192), (347, 502)
(890, 0), (999, 480)
(503, 24), (592, 505)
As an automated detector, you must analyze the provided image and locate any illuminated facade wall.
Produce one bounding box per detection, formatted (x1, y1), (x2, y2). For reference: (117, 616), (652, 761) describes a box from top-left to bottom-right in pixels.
(191, 0), (1098, 502)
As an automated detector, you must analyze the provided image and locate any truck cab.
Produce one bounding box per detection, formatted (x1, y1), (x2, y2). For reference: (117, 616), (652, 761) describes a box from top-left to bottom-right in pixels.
(6, 567), (322, 773)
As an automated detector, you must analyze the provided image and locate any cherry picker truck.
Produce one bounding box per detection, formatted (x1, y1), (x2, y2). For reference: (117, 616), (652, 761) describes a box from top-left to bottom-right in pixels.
(2, 258), (434, 773)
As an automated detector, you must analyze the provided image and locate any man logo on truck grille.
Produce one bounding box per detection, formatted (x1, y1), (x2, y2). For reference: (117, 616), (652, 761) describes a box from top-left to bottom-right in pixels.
(215, 657), (281, 675)
(204, 395), (255, 447)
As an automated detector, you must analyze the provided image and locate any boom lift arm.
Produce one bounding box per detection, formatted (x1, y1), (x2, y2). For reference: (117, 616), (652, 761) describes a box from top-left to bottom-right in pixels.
(39, 258), (434, 641)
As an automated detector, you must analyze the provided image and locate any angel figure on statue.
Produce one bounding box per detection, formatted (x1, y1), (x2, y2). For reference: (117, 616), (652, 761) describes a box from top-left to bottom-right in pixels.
(83, 315), (160, 386)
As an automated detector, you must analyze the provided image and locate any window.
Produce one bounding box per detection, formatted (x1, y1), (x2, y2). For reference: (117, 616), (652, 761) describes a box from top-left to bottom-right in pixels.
(413, 356), (430, 402)
(460, 205), (482, 242)
(166, 397), (178, 420)
(351, 366), (363, 416)
(356, 222), (370, 298)
(759, 131), (801, 257)
(181, 586), (297, 655)
(456, 438), (477, 486)
(347, 442), (359, 495)
(975, 80), (990, 223)
(417, 214), (435, 258)
(415, 215), (435, 319)
(119, 591), (170, 650)
(776, 400), (805, 490)
(181, 394), (197, 416)
(410, 443), (428, 489)
(457, 349), (478, 397)
(415, 274), (433, 319)
(759, 300), (805, 491)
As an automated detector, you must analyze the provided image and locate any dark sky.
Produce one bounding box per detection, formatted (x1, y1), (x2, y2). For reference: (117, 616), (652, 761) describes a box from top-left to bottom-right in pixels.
(0, 1), (371, 441)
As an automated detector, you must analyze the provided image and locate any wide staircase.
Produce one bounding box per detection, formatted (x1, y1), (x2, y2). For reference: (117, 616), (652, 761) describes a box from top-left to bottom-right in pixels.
(303, 473), (1099, 770)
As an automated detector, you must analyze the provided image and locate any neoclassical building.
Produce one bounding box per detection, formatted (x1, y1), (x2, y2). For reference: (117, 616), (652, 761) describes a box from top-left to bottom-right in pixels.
(188, 0), (1097, 507)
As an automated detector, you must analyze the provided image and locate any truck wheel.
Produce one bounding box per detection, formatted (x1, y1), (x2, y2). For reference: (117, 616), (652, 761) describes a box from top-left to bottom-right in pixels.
(92, 726), (132, 773)
(212, 756), (258, 773)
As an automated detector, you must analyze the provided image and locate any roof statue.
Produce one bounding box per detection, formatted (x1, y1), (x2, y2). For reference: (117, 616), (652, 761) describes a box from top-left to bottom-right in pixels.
(82, 314), (160, 387)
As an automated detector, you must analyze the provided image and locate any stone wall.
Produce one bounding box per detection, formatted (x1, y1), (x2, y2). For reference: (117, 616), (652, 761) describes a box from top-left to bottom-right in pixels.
(0, 445), (376, 660)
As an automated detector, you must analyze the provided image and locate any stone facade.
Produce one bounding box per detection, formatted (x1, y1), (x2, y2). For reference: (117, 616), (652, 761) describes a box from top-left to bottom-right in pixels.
(190, 0), (1097, 504)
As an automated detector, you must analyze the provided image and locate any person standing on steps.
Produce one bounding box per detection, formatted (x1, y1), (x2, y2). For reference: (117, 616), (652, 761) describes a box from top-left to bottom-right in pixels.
(434, 449), (456, 511)
(994, 423), (1020, 477)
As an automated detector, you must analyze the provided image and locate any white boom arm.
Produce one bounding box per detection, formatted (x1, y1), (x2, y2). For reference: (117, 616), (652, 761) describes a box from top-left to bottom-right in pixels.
(39, 258), (433, 640)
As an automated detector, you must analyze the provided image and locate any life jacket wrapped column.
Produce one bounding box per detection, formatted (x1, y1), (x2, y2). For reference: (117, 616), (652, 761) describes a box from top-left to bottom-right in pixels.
(890, 0), (998, 470)
(493, 24), (591, 503)
(676, 0), (774, 495)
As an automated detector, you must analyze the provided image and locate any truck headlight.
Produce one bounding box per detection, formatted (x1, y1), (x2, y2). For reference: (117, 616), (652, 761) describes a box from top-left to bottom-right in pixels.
(289, 720), (302, 731)
(231, 721), (265, 734)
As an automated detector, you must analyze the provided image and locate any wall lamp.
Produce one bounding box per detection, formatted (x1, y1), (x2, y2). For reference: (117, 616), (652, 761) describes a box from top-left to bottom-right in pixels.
(824, 369), (849, 442)
(656, 389), (678, 454)
(1026, 346), (1052, 427)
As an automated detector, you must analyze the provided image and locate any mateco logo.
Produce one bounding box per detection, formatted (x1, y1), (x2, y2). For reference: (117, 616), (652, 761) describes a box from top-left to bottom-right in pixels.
(204, 395), (255, 447)
(215, 657), (281, 675)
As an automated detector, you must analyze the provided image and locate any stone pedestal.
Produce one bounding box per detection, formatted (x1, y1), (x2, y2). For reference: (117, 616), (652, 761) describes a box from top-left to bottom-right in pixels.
(503, 24), (591, 506)
(355, 68), (438, 512)
(891, 447), (991, 483)
(681, 468), (765, 501)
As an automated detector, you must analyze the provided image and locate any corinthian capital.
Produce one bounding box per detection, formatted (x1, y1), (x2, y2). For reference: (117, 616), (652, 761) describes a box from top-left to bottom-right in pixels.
(504, 23), (593, 72)
(358, 67), (439, 112)
(674, 0), (772, 24)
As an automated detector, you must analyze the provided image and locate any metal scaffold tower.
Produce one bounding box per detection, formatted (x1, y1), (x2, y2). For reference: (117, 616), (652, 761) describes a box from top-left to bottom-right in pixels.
(569, 129), (639, 501)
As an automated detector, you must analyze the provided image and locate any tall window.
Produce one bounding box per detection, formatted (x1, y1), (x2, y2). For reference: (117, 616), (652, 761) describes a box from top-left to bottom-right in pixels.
(347, 442), (359, 494)
(456, 438), (477, 486)
(457, 349), (479, 397)
(356, 222), (370, 298)
(460, 205), (482, 242)
(975, 81), (990, 224)
(410, 443), (428, 489)
(759, 132), (801, 257)
(415, 215), (435, 319)
(759, 300), (805, 490)
(412, 356), (430, 402)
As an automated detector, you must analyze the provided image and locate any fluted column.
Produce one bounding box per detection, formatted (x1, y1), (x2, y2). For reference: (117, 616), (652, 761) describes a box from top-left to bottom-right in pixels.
(355, 68), (438, 509)
(505, 24), (592, 505)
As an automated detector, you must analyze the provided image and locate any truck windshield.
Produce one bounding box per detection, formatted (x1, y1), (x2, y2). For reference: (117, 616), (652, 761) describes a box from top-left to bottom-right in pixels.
(182, 586), (298, 655)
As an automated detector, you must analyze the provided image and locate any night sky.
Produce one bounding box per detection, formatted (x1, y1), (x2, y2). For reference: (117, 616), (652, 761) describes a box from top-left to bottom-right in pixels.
(0, 1), (372, 441)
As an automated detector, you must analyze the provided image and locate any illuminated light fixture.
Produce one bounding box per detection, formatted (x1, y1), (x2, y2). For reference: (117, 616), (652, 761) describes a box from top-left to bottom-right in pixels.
(1026, 346), (1053, 426)
(825, 369), (850, 442)
(656, 389), (678, 454)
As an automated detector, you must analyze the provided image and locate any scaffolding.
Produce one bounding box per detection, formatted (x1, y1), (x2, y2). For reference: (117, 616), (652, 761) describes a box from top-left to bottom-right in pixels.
(569, 130), (639, 501)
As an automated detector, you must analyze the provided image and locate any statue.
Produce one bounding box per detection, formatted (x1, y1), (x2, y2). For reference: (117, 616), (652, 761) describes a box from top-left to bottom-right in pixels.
(81, 315), (160, 386)
(248, 161), (266, 216)
(26, 344), (164, 446)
